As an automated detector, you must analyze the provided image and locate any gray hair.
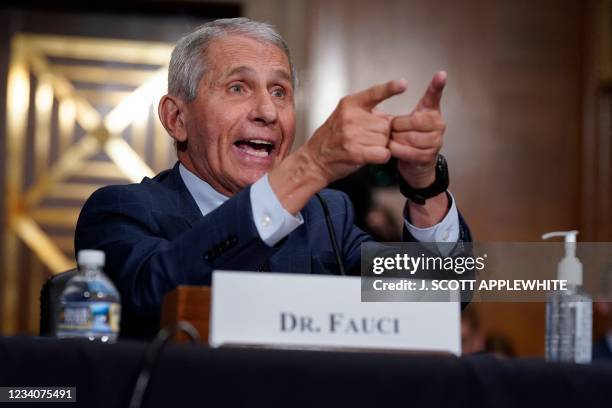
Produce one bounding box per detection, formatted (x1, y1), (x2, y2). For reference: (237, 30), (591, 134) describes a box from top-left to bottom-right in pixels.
(168, 17), (296, 101)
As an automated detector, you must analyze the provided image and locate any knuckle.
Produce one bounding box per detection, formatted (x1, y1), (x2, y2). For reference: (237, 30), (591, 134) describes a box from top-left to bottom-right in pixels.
(411, 115), (424, 129)
(391, 132), (407, 145)
(391, 116), (407, 131)
(401, 132), (417, 146)
(377, 117), (392, 132)
(388, 141), (399, 155)
(379, 148), (392, 163)
(337, 109), (353, 127)
(342, 139), (355, 154)
(337, 96), (350, 109)
(374, 125), (389, 138)
(391, 143), (410, 160)
(435, 134), (443, 147)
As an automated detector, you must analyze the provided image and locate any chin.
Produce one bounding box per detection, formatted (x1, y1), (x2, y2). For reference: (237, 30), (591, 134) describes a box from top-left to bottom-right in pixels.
(238, 169), (268, 187)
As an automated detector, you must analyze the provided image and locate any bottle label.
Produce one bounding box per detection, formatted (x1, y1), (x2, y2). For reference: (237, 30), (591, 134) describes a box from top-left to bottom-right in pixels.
(57, 301), (120, 335)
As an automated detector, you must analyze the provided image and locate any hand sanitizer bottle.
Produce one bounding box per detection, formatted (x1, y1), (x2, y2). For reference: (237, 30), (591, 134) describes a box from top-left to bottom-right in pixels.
(542, 230), (592, 363)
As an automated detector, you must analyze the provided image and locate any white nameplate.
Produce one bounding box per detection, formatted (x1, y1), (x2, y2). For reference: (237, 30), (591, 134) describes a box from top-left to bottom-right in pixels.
(210, 271), (461, 355)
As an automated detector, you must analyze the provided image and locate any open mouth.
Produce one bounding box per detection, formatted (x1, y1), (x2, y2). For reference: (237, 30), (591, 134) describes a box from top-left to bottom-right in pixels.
(234, 139), (275, 158)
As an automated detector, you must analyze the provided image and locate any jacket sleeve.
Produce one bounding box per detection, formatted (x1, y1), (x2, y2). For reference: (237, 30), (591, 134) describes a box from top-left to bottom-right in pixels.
(75, 185), (279, 313)
(319, 190), (473, 275)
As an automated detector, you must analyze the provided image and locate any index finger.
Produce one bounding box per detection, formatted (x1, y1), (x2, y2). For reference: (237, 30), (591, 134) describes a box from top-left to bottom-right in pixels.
(416, 71), (447, 112)
(348, 79), (407, 110)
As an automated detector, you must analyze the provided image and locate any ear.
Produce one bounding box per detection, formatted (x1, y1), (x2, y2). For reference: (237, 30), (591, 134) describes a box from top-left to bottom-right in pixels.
(158, 94), (188, 143)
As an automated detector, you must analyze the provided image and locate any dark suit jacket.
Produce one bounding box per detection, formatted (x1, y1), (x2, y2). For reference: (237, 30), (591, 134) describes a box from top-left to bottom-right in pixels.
(75, 162), (472, 338)
(593, 337), (612, 361)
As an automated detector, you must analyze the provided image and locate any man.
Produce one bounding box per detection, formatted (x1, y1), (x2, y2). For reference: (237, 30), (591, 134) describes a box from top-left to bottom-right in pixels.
(75, 18), (470, 338)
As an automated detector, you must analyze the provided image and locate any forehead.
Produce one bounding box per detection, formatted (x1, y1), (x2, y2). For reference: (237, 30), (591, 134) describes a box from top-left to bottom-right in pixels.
(204, 34), (291, 80)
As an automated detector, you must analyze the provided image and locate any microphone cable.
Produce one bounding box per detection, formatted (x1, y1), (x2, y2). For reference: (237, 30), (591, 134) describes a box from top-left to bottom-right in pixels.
(315, 193), (346, 276)
(128, 321), (201, 408)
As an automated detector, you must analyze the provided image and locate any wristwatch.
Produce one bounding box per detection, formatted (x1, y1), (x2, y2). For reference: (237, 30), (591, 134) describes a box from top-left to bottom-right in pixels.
(398, 154), (449, 205)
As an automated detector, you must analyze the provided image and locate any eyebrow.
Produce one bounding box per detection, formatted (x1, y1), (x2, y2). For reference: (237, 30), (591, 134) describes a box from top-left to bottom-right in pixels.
(223, 65), (292, 85)
(272, 69), (292, 84)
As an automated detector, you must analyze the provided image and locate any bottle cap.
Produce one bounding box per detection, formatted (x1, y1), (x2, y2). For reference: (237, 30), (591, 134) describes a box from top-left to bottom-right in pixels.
(77, 249), (105, 268)
(541, 230), (582, 286)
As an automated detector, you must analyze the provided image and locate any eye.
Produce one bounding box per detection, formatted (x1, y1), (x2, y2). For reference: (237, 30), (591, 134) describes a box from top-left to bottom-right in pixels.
(271, 87), (286, 98)
(229, 84), (244, 93)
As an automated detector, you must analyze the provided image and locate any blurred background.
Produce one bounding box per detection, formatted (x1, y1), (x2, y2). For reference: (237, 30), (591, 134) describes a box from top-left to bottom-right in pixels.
(0, 0), (610, 358)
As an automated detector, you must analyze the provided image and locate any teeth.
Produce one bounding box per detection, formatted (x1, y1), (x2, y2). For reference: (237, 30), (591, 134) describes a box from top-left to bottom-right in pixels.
(248, 139), (273, 146)
(237, 144), (270, 157)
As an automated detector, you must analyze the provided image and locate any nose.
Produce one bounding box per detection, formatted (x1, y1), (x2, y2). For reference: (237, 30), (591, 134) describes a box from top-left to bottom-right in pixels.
(248, 90), (278, 126)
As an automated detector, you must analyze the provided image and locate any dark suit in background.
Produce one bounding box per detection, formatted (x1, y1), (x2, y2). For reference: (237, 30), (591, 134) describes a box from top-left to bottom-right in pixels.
(593, 337), (612, 361)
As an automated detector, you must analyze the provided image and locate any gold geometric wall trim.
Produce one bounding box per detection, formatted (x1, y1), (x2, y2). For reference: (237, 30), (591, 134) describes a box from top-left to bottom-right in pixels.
(3, 33), (175, 334)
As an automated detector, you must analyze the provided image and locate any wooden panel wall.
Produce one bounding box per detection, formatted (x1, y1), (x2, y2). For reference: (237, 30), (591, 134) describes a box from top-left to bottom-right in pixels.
(305, 0), (587, 356)
(0, 1), (602, 354)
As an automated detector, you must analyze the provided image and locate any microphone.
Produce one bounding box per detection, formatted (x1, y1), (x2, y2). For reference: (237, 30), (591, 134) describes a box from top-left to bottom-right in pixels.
(315, 193), (346, 276)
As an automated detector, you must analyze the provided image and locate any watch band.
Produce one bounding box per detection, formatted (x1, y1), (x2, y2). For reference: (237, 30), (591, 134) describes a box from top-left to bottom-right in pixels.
(398, 154), (449, 205)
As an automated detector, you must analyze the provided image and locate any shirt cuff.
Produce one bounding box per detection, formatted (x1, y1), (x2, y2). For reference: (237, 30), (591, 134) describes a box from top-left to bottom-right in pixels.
(250, 174), (304, 247)
(404, 191), (460, 243)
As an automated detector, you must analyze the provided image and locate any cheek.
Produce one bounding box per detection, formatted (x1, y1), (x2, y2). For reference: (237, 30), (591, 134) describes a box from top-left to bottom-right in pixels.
(185, 109), (215, 151)
(212, 108), (246, 148)
(201, 114), (232, 152)
(280, 112), (296, 152)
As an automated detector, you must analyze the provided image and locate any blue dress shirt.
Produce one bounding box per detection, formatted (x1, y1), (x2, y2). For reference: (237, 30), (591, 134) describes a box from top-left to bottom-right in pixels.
(178, 164), (460, 246)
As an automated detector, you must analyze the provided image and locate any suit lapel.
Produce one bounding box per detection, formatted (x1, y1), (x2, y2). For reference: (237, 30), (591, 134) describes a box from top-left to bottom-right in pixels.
(162, 162), (203, 227)
(159, 162), (312, 275)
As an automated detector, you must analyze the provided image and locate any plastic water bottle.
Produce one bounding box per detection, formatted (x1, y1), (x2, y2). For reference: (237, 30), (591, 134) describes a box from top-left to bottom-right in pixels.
(543, 230), (592, 363)
(56, 250), (121, 342)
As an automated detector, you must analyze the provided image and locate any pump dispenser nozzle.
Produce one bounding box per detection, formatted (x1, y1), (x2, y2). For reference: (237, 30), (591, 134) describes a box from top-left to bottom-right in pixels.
(541, 230), (582, 286)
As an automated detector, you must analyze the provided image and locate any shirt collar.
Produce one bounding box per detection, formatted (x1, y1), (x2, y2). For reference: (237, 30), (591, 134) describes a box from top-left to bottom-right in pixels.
(178, 163), (228, 216)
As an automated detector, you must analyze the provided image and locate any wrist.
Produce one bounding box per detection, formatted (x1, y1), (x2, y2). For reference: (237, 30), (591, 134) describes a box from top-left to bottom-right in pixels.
(399, 167), (436, 189)
(397, 162), (436, 188)
(405, 191), (450, 228)
(398, 155), (449, 205)
(292, 146), (330, 189)
(268, 148), (328, 214)
(301, 142), (335, 186)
